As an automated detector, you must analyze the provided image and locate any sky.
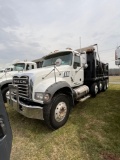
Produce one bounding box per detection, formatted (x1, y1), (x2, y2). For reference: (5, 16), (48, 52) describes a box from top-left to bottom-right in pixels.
(0, 0), (120, 69)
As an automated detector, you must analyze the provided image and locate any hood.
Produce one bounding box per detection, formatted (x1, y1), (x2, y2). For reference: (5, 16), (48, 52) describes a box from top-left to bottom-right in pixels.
(13, 65), (71, 86)
(13, 65), (72, 103)
(13, 67), (54, 79)
(0, 71), (18, 79)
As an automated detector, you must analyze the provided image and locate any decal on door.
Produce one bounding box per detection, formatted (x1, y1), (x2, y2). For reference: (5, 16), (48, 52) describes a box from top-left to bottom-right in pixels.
(63, 71), (70, 77)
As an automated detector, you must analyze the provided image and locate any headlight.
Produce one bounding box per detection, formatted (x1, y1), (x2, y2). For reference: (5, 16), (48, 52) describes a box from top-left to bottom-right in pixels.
(34, 92), (51, 101)
(44, 93), (50, 101)
(34, 92), (44, 100)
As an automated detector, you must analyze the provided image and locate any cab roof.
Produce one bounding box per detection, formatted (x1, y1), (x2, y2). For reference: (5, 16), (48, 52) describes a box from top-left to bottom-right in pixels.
(13, 61), (36, 65)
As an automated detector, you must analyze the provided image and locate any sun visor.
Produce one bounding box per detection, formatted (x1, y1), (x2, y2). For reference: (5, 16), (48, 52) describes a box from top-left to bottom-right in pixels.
(75, 45), (95, 53)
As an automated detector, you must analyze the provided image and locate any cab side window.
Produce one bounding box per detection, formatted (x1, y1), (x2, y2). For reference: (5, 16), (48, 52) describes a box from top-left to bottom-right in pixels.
(26, 64), (30, 70)
(31, 65), (34, 69)
(73, 55), (81, 68)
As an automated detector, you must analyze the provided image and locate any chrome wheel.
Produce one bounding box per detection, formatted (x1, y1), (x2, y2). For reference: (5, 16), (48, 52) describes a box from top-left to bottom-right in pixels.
(95, 85), (98, 94)
(99, 83), (102, 91)
(106, 81), (109, 89)
(55, 102), (67, 122)
(104, 84), (106, 90)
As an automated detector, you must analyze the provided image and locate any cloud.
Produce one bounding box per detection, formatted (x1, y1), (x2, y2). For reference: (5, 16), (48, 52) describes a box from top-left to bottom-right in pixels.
(0, 43), (6, 50)
(0, 0), (120, 68)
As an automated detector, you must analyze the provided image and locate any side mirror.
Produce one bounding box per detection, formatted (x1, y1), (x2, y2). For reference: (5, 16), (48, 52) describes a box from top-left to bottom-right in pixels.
(55, 59), (62, 66)
(73, 63), (77, 69)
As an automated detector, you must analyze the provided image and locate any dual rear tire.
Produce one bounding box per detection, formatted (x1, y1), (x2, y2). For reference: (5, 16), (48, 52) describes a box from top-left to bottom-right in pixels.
(102, 80), (109, 91)
(97, 81), (103, 92)
(91, 79), (108, 96)
(102, 80), (107, 91)
(91, 83), (98, 96)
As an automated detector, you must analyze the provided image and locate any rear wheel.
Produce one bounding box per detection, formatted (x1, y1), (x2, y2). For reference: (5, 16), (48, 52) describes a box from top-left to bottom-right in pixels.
(90, 83), (98, 97)
(102, 81), (107, 91)
(43, 94), (70, 130)
(106, 79), (109, 89)
(97, 81), (103, 92)
(1, 86), (9, 103)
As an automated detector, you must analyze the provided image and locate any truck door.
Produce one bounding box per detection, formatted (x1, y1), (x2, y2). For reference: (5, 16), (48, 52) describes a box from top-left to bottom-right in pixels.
(0, 90), (12, 160)
(72, 53), (83, 86)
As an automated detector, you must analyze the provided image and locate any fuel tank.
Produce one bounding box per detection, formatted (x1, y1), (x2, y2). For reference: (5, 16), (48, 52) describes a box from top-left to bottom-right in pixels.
(73, 85), (89, 100)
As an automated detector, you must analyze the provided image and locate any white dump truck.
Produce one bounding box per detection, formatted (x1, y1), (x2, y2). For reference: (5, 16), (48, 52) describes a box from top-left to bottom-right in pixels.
(0, 61), (37, 102)
(7, 45), (109, 129)
(0, 65), (14, 74)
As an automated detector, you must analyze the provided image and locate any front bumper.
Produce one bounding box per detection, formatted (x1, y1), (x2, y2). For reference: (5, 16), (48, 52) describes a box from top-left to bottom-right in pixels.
(7, 84), (44, 120)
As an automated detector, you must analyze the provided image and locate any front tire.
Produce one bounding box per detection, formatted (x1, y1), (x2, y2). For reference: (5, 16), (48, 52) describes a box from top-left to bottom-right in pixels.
(1, 86), (9, 103)
(44, 94), (70, 130)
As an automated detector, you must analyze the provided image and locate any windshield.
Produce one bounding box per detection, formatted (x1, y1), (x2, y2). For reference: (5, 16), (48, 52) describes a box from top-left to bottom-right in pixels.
(13, 63), (25, 71)
(0, 70), (4, 73)
(42, 51), (72, 67)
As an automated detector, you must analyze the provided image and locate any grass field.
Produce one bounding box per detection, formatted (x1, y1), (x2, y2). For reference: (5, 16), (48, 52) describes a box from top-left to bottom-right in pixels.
(109, 76), (120, 82)
(6, 82), (120, 160)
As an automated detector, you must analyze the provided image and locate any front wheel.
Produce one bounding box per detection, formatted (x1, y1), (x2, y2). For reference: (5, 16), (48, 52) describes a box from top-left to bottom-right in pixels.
(44, 94), (70, 130)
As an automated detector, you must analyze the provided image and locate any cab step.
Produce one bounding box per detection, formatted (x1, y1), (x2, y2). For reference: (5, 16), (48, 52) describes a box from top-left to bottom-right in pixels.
(79, 95), (91, 102)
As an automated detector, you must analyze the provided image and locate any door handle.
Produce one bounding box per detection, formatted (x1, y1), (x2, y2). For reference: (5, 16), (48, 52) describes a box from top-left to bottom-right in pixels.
(0, 118), (6, 138)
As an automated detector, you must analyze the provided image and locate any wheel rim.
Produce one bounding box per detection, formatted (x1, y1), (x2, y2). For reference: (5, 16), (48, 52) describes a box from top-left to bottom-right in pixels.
(55, 102), (67, 122)
(95, 85), (98, 94)
(99, 83), (102, 91)
(104, 84), (106, 90)
(107, 82), (109, 88)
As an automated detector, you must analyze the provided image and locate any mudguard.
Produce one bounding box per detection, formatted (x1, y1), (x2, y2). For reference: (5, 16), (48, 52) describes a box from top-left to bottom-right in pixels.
(0, 79), (12, 88)
(44, 81), (74, 106)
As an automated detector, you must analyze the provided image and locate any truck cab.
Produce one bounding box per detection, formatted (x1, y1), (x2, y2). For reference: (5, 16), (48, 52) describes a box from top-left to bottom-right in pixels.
(42, 50), (84, 87)
(7, 45), (109, 129)
(13, 61), (36, 71)
(0, 66), (14, 74)
(0, 61), (37, 102)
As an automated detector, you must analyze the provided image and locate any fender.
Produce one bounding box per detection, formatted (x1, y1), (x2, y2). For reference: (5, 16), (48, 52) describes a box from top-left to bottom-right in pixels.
(44, 81), (74, 106)
(0, 79), (12, 89)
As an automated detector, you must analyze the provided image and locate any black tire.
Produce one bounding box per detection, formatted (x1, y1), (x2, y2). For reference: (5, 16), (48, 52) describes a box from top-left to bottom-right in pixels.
(1, 86), (9, 103)
(43, 94), (70, 130)
(97, 81), (103, 93)
(102, 81), (107, 92)
(90, 83), (98, 97)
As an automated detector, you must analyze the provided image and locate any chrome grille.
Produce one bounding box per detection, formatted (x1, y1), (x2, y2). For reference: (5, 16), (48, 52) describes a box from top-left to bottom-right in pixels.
(13, 76), (29, 98)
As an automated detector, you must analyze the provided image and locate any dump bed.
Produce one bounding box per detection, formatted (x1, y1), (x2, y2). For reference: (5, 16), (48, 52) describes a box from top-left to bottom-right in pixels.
(84, 50), (109, 83)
